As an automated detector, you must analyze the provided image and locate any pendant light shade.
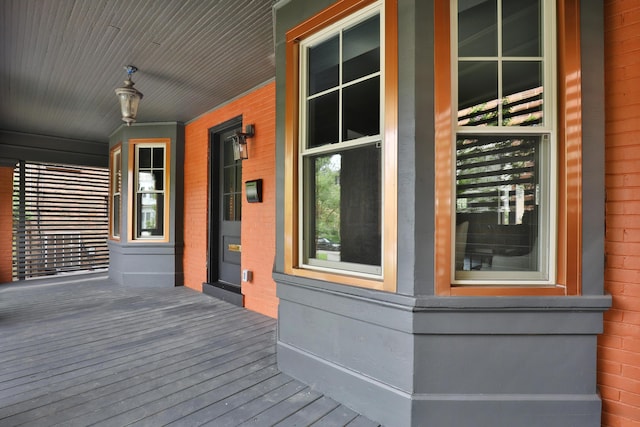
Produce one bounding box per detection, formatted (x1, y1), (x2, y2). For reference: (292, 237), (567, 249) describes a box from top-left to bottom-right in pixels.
(115, 66), (143, 126)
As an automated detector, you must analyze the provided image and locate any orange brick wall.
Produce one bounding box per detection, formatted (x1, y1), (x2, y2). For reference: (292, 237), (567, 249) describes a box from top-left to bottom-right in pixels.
(183, 82), (278, 318)
(0, 166), (14, 283)
(599, 1), (640, 426)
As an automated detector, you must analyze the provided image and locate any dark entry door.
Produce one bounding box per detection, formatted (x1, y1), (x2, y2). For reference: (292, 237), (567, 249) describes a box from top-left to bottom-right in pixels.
(217, 126), (242, 285)
(207, 120), (243, 302)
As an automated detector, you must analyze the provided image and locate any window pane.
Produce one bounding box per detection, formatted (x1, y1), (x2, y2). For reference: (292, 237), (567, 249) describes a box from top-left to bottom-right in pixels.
(343, 77), (380, 141)
(152, 147), (164, 168)
(113, 194), (120, 237)
(308, 91), (339, 148)
(502, 0), (542, 57)
(113, 151), (122, 194)
(455, 135), (540, 273)
(458, 0), (497, 57)
(343, 14), (380, 83)
(502, 61), (543, 126)
(137, 193), (164, 237)
(458, 61), (498, 126)
(138, 171), (155, 191)
(152, 170), (164, 191)
(304, 144), (381, 271)
(309, 35), (339, 95)
(138, 147), (151, 168)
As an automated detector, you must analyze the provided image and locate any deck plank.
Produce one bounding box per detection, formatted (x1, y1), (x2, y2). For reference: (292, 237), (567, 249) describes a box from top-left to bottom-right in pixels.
(0, 275), (381, 426)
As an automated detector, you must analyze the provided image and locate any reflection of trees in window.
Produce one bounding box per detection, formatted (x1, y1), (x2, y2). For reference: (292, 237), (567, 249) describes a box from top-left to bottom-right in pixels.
(314, 154), (341, 244)
(456, 135), (538, 225)
(458, 86), (544, 127)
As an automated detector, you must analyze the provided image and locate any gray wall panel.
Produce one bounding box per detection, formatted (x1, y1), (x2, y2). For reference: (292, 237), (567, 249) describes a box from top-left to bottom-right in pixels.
(413, 334), (597, 394)
(278, 299), (414, 392)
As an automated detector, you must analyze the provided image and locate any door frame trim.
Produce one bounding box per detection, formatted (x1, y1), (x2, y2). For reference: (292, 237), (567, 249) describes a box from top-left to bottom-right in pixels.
(205, 115), (244, 306)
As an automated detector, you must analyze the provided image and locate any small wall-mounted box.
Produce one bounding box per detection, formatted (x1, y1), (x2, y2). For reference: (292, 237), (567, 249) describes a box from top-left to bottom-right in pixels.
(242, 269), (253, 282)
(245, 179), (262, 203)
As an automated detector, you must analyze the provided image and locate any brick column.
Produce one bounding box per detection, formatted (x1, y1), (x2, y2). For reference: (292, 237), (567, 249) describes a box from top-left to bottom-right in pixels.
(0, 166), (14, 283)
(599, 1), (640, 425)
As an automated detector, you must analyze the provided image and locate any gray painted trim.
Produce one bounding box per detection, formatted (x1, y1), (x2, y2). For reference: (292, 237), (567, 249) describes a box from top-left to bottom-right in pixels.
(277, 277), (609, 335)
(580, 0), (606, 296)
(275, 272), (611, 311)
(277, 342), (410, 427)
(186, 79), (275, 125)
(0, 130), (108, 167)
(203, 283), (244, 307)
(119, 272), (180, 288)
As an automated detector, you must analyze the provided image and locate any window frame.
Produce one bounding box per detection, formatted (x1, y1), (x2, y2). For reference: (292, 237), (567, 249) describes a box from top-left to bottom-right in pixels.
(452, 0), (556, 285)
(435, 0), (582, 296)
(127, 138), (171, 242)
(284, 0), (398, 291)
(109, 143), (122, 241)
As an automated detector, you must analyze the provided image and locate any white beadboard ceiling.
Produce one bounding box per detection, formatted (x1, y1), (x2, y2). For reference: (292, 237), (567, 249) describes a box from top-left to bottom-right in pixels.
(0, 0), (276, 144)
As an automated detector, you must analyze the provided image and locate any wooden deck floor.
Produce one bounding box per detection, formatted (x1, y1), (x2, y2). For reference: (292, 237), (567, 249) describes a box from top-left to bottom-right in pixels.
(0, 274), (380, 427)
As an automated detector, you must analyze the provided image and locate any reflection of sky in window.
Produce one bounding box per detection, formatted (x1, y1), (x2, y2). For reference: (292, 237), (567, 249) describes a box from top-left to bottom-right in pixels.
(139, 172), (155, 191)
(328, 154), (341, 171)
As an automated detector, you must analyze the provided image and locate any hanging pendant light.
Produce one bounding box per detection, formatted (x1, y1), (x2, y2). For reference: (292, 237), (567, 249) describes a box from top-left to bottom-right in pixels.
(115, 65), (143, 126)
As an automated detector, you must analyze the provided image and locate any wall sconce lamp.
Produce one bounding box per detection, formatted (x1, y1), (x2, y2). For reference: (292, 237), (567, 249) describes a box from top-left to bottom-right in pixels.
(231, 124), (255, 161)
(115, 65), (143, 126)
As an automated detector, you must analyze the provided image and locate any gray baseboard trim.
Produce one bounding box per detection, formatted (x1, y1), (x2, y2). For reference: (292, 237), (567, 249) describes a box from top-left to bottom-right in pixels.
(277, 341), (602, 427)
(277, 341), (411, 427)
(412, 394), (602, 427)
(120, 272), (179, 288)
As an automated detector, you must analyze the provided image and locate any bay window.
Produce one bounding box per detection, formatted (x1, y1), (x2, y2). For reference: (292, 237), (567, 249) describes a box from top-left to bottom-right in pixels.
(436, 0), (583, 295)
(285, 0), (397, 290)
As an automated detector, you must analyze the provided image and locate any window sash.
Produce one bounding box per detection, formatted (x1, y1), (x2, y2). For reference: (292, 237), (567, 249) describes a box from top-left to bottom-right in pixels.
(130, 141), (169, 241)
(284, 0), (398, 292)
(451, 0), (557, 285)
(297, 1), (385, 279)
(110, 146), (122, 239)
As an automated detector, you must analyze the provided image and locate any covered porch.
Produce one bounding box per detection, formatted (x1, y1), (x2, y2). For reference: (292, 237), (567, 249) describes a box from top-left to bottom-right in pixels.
(0, 273), (378, 426)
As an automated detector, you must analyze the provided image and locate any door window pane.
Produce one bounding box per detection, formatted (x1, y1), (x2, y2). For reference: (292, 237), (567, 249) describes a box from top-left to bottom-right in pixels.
(222, 137), (241, 222)
(223, 194), (241, 222)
